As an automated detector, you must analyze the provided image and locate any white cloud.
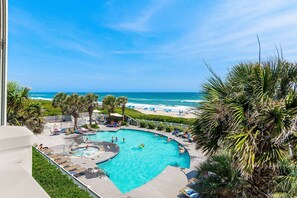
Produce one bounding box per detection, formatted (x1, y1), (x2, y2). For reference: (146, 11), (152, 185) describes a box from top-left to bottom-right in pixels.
(109, 0), (171, 32)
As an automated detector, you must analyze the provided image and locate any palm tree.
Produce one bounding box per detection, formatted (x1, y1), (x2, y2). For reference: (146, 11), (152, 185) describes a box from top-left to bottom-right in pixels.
(7, 82), (44, 134)
(194, 153), (244, 198)
(84, 93), (99, 126)
(193, 59), (297, 197)
(102, 95), (117, 119)
(116, 96), (128, 122)
(273, 159), (297, 198)
(64, 94), (85, 128)
(52, 92), (67, 114)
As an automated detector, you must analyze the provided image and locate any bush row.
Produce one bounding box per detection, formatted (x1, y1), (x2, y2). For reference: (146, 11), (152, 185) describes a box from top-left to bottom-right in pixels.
(32, 148), (91, 197)
(139, 120), (186, 132)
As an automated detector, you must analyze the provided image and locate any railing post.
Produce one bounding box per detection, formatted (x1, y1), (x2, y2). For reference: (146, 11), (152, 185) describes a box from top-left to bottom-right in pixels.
(0, 0), (8, 125)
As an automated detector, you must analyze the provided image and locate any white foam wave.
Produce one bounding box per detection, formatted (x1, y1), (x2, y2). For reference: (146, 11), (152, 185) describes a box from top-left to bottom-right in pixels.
(181, 100), (203, 103)
(126, 102), (194, 112)
(31, 97), (52, 101)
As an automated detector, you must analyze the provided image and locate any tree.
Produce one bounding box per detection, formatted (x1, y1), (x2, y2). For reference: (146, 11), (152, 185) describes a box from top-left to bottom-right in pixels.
(102, 95), (117, 118)
(64, 94), (85, 128)
(52, 92), (67, 114)
(116, 96), (128, 121)
(84, 93), (99, 126)
(7, 82), (44, 134)
(273, 159), (297, 198)
(194, 153), (244, 198)
(193, 59), (297, 197)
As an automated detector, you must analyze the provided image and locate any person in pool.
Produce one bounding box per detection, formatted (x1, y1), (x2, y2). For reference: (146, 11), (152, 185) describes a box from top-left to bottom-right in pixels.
(115, 137), (118, 142)
(123, 138), (125, 143)
(111, 136), (114, 143)
(86, 145), (89, 149)
(138, 143), (145, 148)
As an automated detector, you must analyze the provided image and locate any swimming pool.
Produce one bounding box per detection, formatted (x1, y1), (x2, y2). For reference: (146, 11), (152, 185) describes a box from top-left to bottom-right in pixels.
(72, 146), (99, 157)
(87, 129), (190, 193)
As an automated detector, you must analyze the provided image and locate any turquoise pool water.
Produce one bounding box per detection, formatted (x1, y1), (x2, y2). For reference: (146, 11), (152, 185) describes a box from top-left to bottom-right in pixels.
(72, 147), (99, 157)
(87, 129), (190, 193)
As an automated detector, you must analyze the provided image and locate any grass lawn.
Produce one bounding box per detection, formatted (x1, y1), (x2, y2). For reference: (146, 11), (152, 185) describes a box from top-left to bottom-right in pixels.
(32, 148), (91, 197)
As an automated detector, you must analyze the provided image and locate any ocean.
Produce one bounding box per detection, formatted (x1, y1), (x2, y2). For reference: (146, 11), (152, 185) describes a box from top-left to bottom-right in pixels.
(30, 92), (203, 112)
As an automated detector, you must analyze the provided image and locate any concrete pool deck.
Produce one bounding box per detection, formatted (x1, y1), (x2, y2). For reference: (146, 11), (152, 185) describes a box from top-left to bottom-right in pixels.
(33, 124), (206, 198)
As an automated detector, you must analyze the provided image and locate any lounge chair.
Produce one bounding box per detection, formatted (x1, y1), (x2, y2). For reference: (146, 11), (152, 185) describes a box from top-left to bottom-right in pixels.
(49, 155), (63, 160)
(50, 129), (60, 135)
(179, 187), (199, 198)
(65, 128), (71, 135)
(55, 157), (70, 164)
(42, 148), (53, 155)
(187, 178), (198, 187)
(72, 168), (86, 176)
(60, 161), (72, 168)
(65, 164), (80, 171)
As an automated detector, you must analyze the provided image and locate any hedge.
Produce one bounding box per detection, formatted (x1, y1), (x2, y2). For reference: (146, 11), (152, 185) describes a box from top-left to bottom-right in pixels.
(32, 148), (91, 197)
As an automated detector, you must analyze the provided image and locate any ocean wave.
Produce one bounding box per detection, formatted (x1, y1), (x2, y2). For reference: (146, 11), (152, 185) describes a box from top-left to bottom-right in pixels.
(126, 102), (194, 112)
(129, 98), (181, 102)
(181, 100), (203, 103)
(31, 97), (52, 101)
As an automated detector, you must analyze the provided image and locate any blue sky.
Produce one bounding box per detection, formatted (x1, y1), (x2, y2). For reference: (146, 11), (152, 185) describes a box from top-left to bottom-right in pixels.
(8, 0), (297, 92)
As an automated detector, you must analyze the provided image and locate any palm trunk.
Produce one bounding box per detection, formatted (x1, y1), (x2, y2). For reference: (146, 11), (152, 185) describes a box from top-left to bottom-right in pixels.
(89, 111), (92, 126)
(122, 106), (125, 122)
(74, 116), (78, 128)
(246, 167), (276, 198)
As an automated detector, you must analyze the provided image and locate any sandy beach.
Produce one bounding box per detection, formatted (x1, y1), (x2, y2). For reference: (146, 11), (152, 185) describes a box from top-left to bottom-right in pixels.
(135, 108), (197, 118)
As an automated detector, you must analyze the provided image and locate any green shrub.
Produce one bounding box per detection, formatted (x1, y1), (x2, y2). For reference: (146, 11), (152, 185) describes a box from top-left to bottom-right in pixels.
(165, 125), (174, 132)
(147, 122), (156, 129)
(91, 123), (99, 129)
(174, 126), (184, 132)
(122, 121), (128, 126)
(36, 100), (62, 116)
(157, 123), (165, 131)
(139, 121), (148, 128)
(32, 148), (91, 197)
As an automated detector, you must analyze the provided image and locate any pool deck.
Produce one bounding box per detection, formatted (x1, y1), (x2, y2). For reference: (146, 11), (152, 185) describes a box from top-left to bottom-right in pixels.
(33, 123), (206, 198)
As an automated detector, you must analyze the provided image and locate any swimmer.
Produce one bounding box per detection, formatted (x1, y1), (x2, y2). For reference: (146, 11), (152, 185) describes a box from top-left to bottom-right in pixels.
(111, 136), (114, 143)
(138, 143), (145, 148)
(123, 138), (125, 143)
(86, 145), (89, 149)
(115, 137), (118, 142)
(167, 137), (171, 142)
